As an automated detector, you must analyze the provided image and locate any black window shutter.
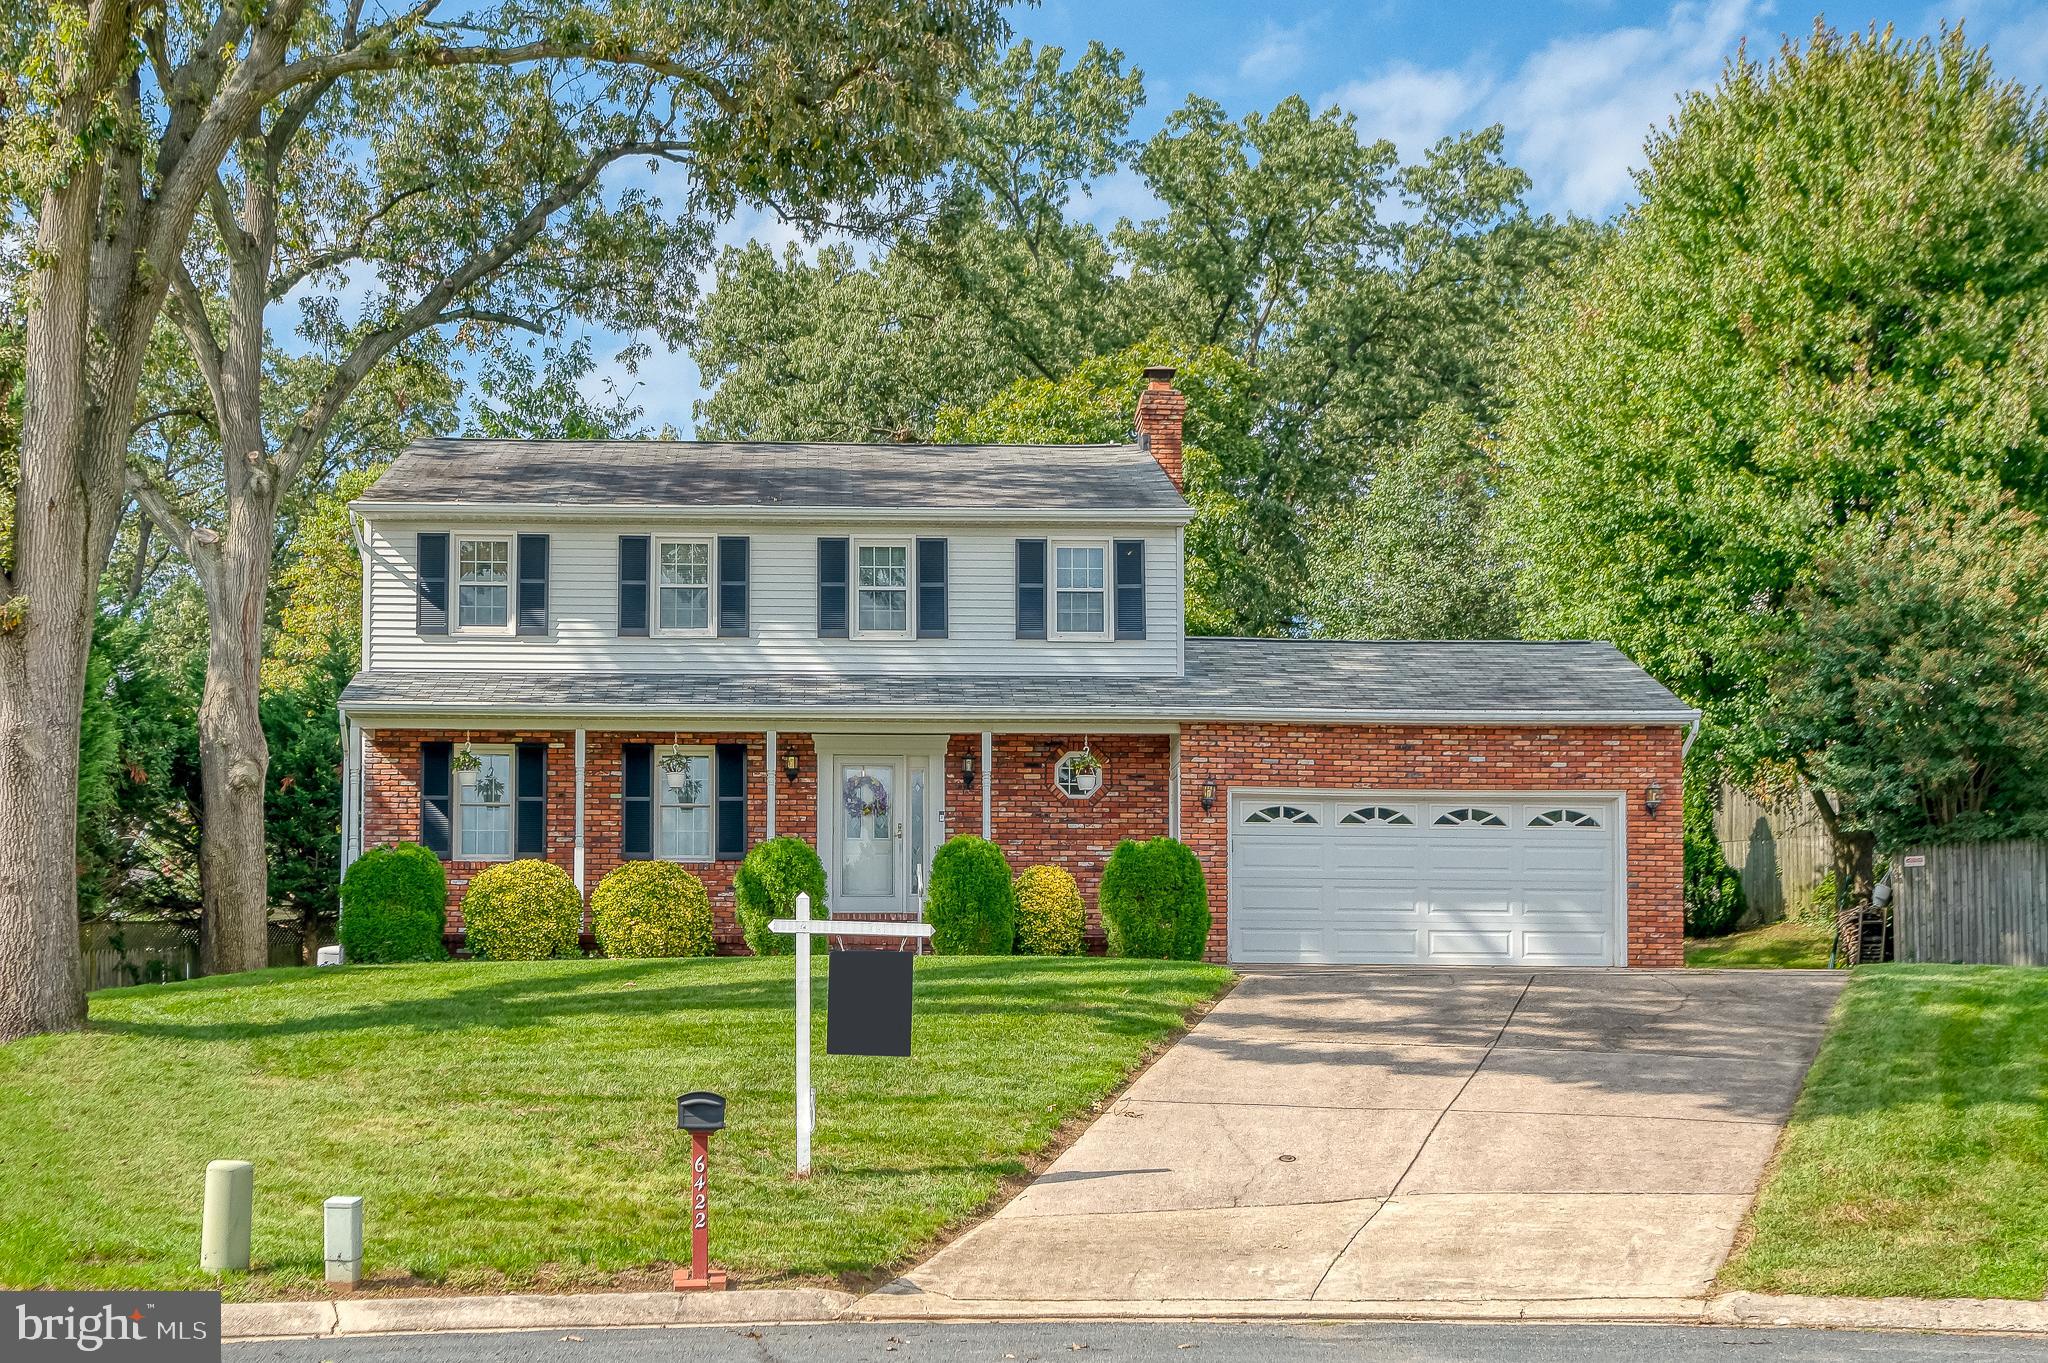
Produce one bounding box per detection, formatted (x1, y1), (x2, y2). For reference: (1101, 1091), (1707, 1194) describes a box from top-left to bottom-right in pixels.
(1114, 539), (1147, 640)
(420, 741), (453, 858)
(1016, 539), (1047, 639)
(916, 537), (948, 639)
(622, 743), (653, 860)
(717, 536), (750, 637)
(817, 537), (849, 638)
(515, 743), (547, 858)
(416, 533), (449, 635)
(516, 534), (549, 636)
(715, 743), (747, 861)
(618, 536), (650, 637)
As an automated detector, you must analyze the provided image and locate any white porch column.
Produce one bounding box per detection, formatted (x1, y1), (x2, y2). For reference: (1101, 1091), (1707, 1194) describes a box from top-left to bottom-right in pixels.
(340, 717), (361, 871)
(980, 731), (993, 839)
(765, 730), (778, 838)
(573, 729), (587, 893)
(1168, 729), (1181, 841)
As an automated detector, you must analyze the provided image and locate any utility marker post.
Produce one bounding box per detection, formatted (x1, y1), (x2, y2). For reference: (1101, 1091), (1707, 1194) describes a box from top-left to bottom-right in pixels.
(769, 893), (932, 1177)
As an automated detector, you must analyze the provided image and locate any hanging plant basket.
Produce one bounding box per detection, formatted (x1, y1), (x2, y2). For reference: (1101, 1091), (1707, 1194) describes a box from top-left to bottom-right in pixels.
(1069, 764), (1103, 795)
(454, 745), (483, 784)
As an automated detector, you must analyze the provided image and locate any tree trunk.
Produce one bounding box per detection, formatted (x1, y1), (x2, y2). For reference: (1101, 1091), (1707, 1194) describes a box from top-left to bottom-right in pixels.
(195, 502), (276, 976)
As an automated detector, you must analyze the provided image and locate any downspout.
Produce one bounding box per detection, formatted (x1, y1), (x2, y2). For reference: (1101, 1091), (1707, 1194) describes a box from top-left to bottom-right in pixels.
(1680, 714), (1703, 759)
(348, 510), (374, 673)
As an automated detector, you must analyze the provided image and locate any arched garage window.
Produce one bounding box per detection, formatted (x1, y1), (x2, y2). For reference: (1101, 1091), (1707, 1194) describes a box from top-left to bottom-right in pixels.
(1434, 807), (1505, 828)
(1529, 808), (1601, 828)
(1244, 804), (1318, 825)
(1340, 806), (1413, 826)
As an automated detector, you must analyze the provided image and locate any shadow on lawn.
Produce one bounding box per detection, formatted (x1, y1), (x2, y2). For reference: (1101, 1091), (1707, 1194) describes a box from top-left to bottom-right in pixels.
(90, 957), (1221, 1046)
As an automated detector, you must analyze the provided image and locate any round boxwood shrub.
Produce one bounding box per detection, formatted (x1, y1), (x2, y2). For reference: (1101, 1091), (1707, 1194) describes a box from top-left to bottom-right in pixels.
(733, 836), (828, 955)
(1013, 864), (1085, 956)
(591, 861), (715, 958)
(460, 859), (582, 960)
(1099, 837), (1210, 960)
(338, 841), (448, 963)
(926, 835), (1016, 955)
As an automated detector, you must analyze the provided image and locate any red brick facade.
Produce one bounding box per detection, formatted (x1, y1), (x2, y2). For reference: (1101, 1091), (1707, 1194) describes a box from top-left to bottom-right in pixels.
(358, 721), (1684, 966)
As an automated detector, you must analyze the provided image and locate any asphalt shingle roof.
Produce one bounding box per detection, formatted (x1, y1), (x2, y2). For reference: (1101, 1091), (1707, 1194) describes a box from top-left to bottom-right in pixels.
(341, 639), (1697, 724)
(357, 438), (1188, 512)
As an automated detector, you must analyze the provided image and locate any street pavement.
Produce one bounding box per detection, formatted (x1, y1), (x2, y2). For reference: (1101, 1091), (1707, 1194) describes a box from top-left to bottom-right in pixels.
(888, 967), (1846, 1314)
(226, 1320), (2047, 1362)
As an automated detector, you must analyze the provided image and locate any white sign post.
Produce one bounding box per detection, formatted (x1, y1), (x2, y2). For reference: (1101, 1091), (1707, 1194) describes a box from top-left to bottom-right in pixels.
(769, 892), (934, 1177)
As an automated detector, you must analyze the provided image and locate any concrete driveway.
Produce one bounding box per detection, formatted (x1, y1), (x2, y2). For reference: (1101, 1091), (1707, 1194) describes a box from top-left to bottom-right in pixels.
(885, 968), (1845, 1313)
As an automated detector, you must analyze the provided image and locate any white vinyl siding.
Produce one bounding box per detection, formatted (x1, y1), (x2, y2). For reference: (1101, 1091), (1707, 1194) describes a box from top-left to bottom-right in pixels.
(363, 519), (1184, 675)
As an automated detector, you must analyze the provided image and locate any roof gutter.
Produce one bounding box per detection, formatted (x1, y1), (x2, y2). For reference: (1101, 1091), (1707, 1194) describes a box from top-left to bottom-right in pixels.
(346, 500), (1195, 525)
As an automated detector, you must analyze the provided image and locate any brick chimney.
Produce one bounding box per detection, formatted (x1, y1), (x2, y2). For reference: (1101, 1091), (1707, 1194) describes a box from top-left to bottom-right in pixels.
(1134, 365), (1187, 492)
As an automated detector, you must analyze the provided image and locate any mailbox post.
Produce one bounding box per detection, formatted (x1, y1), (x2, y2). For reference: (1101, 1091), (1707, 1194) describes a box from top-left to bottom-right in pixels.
(674, 1091), (727, 1292)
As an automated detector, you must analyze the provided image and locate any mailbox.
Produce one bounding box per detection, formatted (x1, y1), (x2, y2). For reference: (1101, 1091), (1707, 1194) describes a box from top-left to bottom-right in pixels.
(677, 1091), (726, 1132)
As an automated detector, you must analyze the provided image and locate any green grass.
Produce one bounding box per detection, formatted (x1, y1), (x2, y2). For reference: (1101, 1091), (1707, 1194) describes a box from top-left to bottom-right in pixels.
(1686, 919), (1835, 969)
(0, 956), (1230, 1298)
(1721, 965), (2048, 1300)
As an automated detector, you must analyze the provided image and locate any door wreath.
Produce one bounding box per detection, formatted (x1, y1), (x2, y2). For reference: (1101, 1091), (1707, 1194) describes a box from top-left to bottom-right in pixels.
(843, 773), (890, 821)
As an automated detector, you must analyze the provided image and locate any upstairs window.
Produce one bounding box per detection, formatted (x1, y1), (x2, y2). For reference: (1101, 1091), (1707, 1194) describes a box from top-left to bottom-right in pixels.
(1052, 542), (1108, 639)
(657, 537), (713, 636)
(855, 542), (910, 638)
(456, 538), (511, 632)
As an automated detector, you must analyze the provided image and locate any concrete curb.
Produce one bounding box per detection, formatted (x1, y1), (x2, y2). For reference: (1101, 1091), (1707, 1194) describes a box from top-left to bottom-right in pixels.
(1706, 1291), (2048, 1335)
(222, 1288), (858, 1340)
(852, 1292), (1708, 1323)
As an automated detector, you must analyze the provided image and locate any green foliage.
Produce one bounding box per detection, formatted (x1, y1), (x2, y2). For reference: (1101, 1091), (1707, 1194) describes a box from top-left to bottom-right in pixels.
(1305, 404), (1521, 639)
(1766, 500), (2048, 851)
(591, 862), (714, 959)
(459, 861), (582, 961)
(1682, 770), (1746, 938)
(468, 340), (650, 441)
(926, 836), (1017, 955)
(1500, 26), (2048, 867)
(733, 837), (829, 955)
(1099, 838), (1211, 960)
(262, 639), (352, 943)
(266, 468), (385, 690)
(1012, 865), (1085, 956)
(338, 843), (449, 964)
(1803, 872), (1841, 925)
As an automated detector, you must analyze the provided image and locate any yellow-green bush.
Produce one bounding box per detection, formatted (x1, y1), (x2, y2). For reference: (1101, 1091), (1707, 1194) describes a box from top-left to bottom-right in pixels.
(460, 859), (582, 960)
(591, 861), (714, 958)
(1013, 865), (1085, 956)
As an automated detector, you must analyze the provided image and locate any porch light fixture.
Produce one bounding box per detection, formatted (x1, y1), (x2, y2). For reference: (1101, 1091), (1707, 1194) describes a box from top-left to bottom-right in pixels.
(782, 750), (799, 784)
(1200, 779), (1217, 812)
(960, 753), (977, 788)
(1643, 779), (1664, 816)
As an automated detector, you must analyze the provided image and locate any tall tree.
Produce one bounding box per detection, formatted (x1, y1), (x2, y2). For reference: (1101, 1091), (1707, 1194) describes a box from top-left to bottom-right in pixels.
(1, 0), (1005, 1035)
(1499, 24), (2048, 903)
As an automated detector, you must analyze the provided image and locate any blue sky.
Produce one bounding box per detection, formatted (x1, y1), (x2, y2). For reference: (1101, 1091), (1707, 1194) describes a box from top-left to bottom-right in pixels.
(590, 1), (2048, 432)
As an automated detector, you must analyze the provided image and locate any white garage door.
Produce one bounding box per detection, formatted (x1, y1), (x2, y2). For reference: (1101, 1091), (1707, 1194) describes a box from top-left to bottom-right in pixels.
(1229, 794), (1621, 966)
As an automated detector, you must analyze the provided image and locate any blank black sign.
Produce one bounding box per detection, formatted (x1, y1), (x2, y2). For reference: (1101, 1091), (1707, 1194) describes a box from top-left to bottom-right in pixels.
(826, 950), (913, 1057)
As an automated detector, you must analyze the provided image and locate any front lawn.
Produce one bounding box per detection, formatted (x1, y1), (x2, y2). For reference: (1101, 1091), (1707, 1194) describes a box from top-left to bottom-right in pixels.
(1686, 919), (1834, 969)
(1721, 965), (2048, 1299)
(0, 956), (1229, 1298)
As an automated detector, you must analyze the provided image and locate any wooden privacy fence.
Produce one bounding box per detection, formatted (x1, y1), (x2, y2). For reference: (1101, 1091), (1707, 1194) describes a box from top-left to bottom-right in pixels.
(1716, 783), (1833, 926)
(1895, 841), (2048, 966)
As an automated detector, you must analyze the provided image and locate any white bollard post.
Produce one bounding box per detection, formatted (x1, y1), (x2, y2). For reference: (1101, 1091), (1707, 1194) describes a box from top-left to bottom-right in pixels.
(794, 892), (814, 1178)
(200, 1160), (253, 1272)
(324, 1196), (364, 1287)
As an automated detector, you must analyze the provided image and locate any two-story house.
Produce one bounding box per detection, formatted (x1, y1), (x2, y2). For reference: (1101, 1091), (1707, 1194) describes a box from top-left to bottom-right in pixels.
(337, 368), (1698, 966)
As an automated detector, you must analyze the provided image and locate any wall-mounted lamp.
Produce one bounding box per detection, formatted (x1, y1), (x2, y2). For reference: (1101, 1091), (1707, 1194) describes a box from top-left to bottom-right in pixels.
(1200, 779), (1217, 813)
(960, 753), (977, 789)
(1643, 779), (1664, 817)
(782, 751), (800, 784)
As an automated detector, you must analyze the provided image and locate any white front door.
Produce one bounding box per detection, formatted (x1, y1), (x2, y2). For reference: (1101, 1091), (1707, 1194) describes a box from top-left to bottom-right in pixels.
(835, 758), (907, 915)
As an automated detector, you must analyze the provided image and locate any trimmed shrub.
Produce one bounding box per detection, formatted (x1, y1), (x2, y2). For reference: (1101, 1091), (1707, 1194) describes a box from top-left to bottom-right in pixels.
(1099, 837), (1210, 960)
(591, 861), (715, 958)
(734, 836), (828, 955)
(926, 835), (1016, 955)
(1013, 865), (1085, 956)
(338, 842), (447, 963)
(461, 859), (582, 960)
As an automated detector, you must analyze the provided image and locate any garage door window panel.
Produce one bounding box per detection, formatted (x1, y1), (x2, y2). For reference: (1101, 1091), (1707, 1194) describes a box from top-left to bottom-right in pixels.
(1341, 805), (1413, 826)
(1243, 803), (1319, 825)
(1529, 808), (1601, 828)
(1434, 807), (1505, 828)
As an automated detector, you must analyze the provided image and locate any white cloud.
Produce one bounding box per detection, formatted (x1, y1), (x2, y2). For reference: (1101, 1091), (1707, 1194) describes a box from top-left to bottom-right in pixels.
(1239, 21), (1312, 85)
(1323, 0), (1770, 218)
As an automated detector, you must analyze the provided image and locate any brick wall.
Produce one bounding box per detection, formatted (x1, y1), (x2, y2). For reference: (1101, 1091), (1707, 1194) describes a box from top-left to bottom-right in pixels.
(1177, 723), (1687, 967)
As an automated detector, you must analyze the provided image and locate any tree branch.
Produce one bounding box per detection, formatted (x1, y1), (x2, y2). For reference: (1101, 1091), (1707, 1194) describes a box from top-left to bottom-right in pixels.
(131, 406), (216, 437)
(168, 259), (232, 418)
(439, 308), (546, 333)
(269, 184), (434, 301)
(123, 469), (213, 567)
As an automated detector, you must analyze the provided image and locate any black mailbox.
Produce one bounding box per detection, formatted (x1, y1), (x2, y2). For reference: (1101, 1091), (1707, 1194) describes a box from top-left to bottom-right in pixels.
(677, 1091), (726, 1132)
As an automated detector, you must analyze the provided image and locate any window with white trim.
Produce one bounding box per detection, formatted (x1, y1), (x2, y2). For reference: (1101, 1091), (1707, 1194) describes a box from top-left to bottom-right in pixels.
(854, 541), (911, 637)
(1244, 803), (1318, 825)
(1341, 805), (1414, 826)
(656, 536), (714, 636)
(455, 746), (514, 860)
(1051, 541), (1109, 639)
(1435, 807), (1506, 828)
(658, 748), (714, 861)
(456, 538), (512, 632)
(1530, 808), (1601, 828)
